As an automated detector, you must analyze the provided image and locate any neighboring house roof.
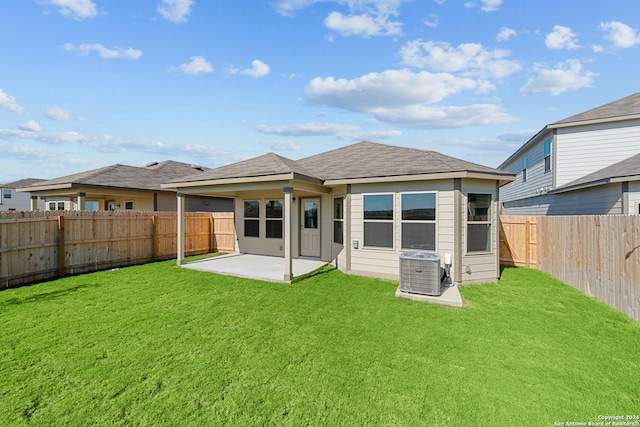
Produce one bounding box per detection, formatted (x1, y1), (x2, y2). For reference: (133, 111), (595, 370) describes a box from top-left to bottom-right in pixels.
(551, 153), (640, 194)
(499, 93), (640, 168)
(19, 160), (209, 193)
(2, 178), (46, 189)
(166, 141), (514, 187)
(551, 92), (640, 127)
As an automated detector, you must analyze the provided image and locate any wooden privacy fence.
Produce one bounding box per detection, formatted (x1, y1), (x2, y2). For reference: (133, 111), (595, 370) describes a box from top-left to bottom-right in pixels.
(0, 211), (234, 288)
(500, 215), (640, 321)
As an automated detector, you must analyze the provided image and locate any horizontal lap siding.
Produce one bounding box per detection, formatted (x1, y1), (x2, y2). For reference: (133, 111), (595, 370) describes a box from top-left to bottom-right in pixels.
(629, 182), (640, 215)
(548, 184), (622, 215)
(500, 135), (554, 204)
(556, 120), (640, 187)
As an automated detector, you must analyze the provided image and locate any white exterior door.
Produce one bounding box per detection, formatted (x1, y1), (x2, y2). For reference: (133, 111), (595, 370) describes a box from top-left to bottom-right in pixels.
(301, 199), (320, 257)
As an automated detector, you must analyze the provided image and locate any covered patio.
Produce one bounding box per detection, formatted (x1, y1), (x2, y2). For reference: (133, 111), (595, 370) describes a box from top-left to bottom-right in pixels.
(182, 253), (328, 283)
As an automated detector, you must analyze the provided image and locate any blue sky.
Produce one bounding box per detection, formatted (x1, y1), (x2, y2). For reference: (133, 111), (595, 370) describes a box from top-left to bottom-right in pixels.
(1, 0), (640, 183)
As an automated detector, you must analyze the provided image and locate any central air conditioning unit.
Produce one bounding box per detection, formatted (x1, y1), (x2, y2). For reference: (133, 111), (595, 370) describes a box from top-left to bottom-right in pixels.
(399, 251), (441, 296)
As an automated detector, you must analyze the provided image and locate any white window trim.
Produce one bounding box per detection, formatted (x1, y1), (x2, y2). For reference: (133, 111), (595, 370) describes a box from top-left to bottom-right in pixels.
(265, 199), (284, 240)
(243, 199), (261, 238)
(400, 191), (438, 251)
(332, 196), (345, 245)
(465, 192), (494, 255)
(124, 200), (134, 210)
(362, 192), (395, 250)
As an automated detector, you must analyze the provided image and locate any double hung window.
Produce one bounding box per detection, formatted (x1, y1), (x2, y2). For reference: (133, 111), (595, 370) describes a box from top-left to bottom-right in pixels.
(333, 197), (344, 244)
(363, 194), (393, 248)
(544, 139), (552, 173)
(467, 193), (492, 253)
(522, 156), (528, 182)
(265, 200), (283, 239)
(244, 200), (260, 237)
(401, 192), (436, 250)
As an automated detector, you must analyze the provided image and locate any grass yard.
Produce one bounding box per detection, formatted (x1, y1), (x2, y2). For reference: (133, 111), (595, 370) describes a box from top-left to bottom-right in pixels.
(1, 260), (638, 426)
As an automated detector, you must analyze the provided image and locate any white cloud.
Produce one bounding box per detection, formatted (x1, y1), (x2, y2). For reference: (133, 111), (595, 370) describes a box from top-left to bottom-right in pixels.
(45, 107), (84, 121)
(274, 0), (405, 37)
(496, 27), (516, 42)
(545, 25), (580, 50)
(347, 129), (402, 141)
(260, 140), (301, 151)
(0, 89), (26, 114)
(45, 0), (97, 20)
(480, 0), (502, 12)
(64, 43), (143, 59)
(600, 21), (640, 48)
(370, 104), (514, 128)
(178, 56), (214, 75)
(424, 14), (439, 28)
(19, 120), (41, 132)
(241, 60), (271, 78)
(255, 122), (358, 136)
(399, 40), (522, 78)
(324, 11), (402, 37)
(592, 44), (604, 53)
(520, 59), (596, 96)
(305, 69), (479, 112)
(157, 0), (194, 23)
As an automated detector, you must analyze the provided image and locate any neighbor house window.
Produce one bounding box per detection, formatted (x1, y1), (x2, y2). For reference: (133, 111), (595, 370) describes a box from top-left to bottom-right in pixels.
(333, 197), (344, 244)
(3, 189), (11, 199)
(125, 201), (134, 210)
(85, 201), (100, 211)
(48, 201), (65, 210)
(544, 139), (552, 173)
(244, 200), (260, 238)
(467, 193), (492, 253)
(363, 194), (393, 248)
(265, 199), (283, 239)
(401, 192), (436, 250)
(522, 156), (528, 182)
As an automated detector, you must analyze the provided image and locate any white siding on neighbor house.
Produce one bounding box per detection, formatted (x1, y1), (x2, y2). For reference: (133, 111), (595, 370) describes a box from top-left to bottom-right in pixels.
(548, 183), (623, 215)
(1, 188), (44, 211)
(555, 120), (640, 187)
(629, 181), (640, 215)
(500, 134), (554, 204)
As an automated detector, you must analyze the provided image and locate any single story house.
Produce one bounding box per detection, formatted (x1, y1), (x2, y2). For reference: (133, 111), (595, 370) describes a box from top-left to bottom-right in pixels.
(1, 178), (46, 211)
(18, 160), (233, 212)
(163, 141), (515, 283)
(500, 93), (640, 215)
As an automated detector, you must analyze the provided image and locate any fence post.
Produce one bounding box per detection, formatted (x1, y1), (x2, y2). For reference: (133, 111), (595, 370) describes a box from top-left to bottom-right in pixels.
(209, 214), (215, 253)
(525, 218), (531, 268)
(152, 215), (158, 261)
(58, 215), (66, 277)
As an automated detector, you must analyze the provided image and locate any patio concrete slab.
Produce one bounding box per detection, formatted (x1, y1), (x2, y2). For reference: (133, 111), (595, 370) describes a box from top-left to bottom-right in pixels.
(395, 283), (464, 308)
(182, 253), (327, 283)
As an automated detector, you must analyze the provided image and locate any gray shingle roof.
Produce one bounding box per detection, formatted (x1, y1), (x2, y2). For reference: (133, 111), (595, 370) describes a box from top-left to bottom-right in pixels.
(552, 153), (640, 193)
(551, 92), (640, 126)
(22, 160), (209, 192)
(167, 141), (512, 186)
(2, 178), (46, 189)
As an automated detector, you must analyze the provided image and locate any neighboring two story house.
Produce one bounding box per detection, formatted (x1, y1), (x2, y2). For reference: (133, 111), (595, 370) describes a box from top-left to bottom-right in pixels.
(0, 179), (45, 211)
(500, 93), (640, 215)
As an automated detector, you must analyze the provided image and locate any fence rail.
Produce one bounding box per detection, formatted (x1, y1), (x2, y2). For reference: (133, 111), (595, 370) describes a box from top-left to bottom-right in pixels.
(0, 211), (234, 288)
(500, 215), (640, 321)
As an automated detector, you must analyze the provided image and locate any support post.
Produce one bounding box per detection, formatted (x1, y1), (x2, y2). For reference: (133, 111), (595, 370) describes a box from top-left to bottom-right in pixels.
(30, 196), (38, 211)
(152, 215), (158, 261)
(283, 187), (293, 282)
(76, 192), (85, 211)
(177, 193), (185, 266)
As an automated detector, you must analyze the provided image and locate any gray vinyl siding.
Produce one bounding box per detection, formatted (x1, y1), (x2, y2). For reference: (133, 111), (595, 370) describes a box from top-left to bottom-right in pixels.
(547, 184), (623, 215)
(500, 135), (553, 204)
(502, 195), (552, 216)
(185, 195), (233, 213)
(627, 181), (640, 215)
(556, 120), (640, 187)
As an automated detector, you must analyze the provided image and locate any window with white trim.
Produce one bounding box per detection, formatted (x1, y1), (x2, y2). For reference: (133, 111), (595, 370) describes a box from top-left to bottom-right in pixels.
(125, 201), (134, 210)
(363, 194), (393, 248)
(333, 197), (344, 244)
(544, 139), (552, 173)
(244, 200), (260, 237)
(401, 192), (436, 250)
(3, 189), (11, 199)
(467, 193), (492, 253)
(522, 156), (528, 182)
(265, 199), (283, 239)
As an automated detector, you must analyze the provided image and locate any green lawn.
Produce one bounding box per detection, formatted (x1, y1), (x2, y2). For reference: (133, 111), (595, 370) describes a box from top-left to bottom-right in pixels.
(1, 260), (638, 426)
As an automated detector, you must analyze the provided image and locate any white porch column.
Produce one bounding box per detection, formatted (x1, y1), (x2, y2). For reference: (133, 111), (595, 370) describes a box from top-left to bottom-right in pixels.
(283, 187), (293, 282)
(30, 196), (38, 211)
(76, 192), (85, 211)
(177, 192), (185, 266)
